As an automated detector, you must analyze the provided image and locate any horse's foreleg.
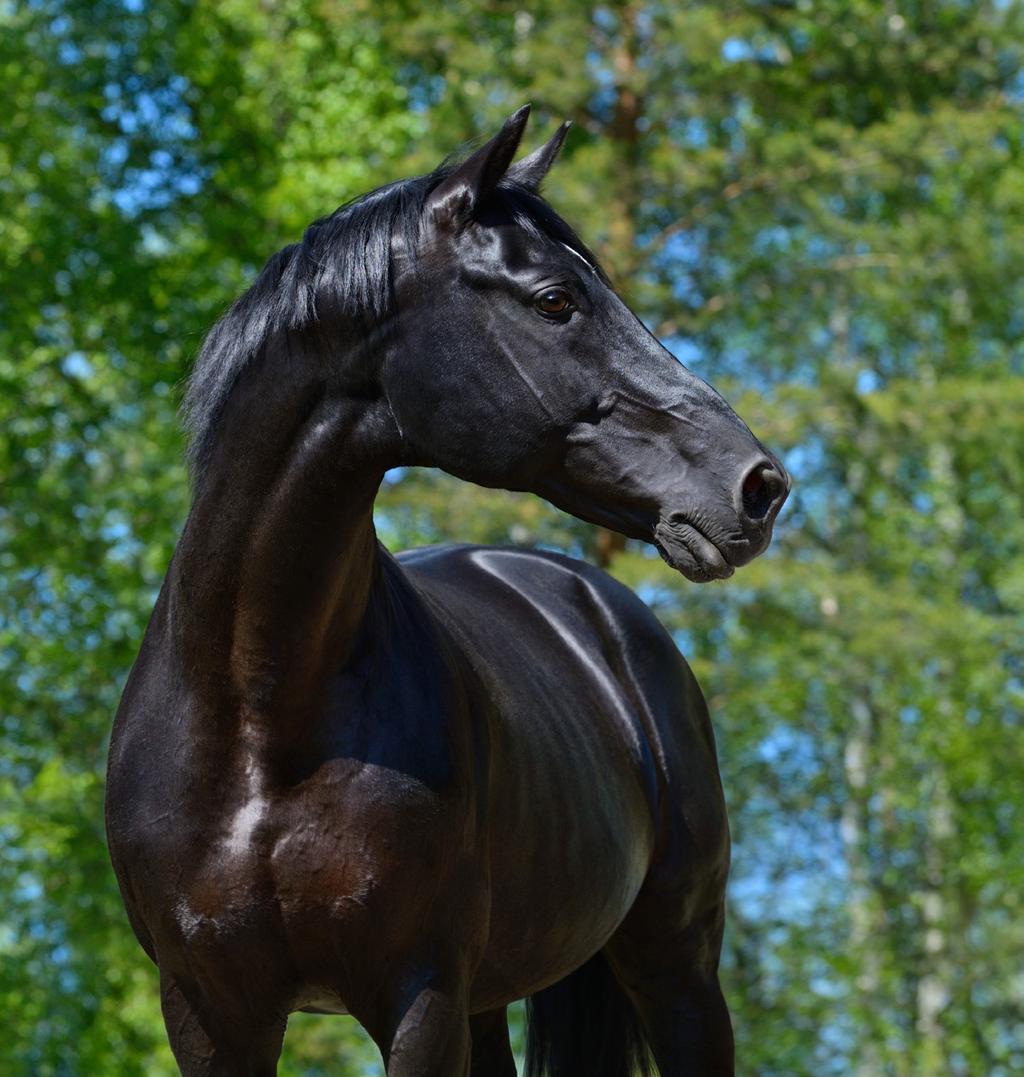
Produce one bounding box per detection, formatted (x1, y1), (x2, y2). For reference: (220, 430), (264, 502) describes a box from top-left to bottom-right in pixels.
(623, 968), (734, 1076)
(469, 1007), (516, 1076)
(160, 973), (286, 1077)
(373, 977), (472, 1077)
(607, 901), (735, 1076)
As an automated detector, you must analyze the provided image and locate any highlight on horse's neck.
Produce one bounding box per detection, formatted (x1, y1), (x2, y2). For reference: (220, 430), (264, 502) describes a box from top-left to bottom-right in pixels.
(172, 341), (394, 715)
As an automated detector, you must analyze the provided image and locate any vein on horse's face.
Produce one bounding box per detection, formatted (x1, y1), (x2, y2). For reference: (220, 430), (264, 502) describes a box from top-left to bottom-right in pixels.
(492, 331), (559, 423)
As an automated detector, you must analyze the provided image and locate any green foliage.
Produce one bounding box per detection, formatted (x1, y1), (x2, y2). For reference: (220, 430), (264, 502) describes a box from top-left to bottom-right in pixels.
(2, 1), (1023, 1074)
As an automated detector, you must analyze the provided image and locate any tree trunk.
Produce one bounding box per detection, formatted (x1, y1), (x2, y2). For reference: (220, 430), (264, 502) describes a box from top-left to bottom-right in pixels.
(842, 694), (886, 1077)
(594, 3), (641, 569)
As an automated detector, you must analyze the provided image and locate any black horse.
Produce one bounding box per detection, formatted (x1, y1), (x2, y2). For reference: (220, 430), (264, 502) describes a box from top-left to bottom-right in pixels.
(106, 107), (789, 1076)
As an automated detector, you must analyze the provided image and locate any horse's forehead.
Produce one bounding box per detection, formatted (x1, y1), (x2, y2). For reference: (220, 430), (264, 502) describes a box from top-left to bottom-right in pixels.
(457, 218), (586, 278)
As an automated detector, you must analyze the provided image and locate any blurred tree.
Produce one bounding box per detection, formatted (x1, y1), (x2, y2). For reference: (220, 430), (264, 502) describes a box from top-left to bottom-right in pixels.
(0, 0), (410, 1071)
(2, 1), (1022, 1075)
(376, 3), (1024, 1074)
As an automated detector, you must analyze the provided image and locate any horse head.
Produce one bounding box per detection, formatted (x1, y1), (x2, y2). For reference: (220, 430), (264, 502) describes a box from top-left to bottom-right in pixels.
(385, 106), (791, 581)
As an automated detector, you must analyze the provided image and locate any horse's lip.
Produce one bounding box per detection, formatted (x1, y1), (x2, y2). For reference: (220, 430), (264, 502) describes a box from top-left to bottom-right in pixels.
(653, 516), (735, 583)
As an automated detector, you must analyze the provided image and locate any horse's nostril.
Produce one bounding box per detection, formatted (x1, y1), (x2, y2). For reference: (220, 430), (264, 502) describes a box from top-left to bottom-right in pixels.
(741, 463), (785, 522)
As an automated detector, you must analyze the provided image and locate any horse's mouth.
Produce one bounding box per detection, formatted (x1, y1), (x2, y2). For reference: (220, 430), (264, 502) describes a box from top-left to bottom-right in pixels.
(535, 479), (738, 582)
(653, 517), (735, 583)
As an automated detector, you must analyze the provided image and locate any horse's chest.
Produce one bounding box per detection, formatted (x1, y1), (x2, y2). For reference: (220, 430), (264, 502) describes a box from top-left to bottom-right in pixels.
(126, 743), (473, 970)
(110, 644), (477, 985)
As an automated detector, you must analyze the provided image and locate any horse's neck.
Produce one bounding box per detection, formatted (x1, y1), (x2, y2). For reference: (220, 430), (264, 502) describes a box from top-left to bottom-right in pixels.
(168, 376), (395, 721)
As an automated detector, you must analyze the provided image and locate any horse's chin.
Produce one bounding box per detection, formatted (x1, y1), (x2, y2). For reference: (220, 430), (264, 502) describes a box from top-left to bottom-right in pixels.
(653, 517), (736, 583)
(534, 479), (660, 543)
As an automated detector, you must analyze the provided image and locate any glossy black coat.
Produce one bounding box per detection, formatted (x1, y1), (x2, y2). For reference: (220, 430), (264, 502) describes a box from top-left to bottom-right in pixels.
(106, 107), (789, 1076)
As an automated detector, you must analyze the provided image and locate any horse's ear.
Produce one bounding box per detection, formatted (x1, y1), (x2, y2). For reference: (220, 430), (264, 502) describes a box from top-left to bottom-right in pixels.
(506, 121), (572, 191)
(426, 104), (531, 232)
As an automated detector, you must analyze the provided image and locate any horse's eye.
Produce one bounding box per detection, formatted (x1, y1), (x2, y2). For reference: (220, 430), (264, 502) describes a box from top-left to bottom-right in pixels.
(534, 287), (573, 317)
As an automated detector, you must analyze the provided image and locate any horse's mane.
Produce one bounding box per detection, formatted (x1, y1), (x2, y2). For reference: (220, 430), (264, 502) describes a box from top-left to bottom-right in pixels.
(182, 163), (605, 482)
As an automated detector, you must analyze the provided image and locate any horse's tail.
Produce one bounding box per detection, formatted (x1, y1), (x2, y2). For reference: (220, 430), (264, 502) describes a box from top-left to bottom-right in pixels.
(524, 952), (653, 1076)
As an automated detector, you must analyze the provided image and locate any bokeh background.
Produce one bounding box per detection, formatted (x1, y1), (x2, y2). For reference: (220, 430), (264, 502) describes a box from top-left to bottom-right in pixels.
(3, 1), (1024, 1074)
